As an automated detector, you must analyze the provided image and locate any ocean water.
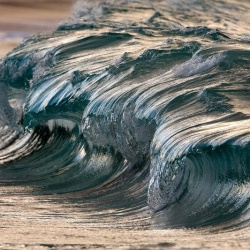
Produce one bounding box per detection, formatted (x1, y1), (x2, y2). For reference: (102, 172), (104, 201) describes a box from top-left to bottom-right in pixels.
(0, 0), (250, 231)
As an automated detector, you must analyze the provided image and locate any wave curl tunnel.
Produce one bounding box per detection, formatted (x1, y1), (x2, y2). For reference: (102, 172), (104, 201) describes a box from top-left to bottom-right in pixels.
(0, 0), (250, 229)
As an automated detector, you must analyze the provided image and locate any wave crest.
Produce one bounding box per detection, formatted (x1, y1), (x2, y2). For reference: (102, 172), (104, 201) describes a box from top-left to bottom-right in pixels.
(0, 0), (250, 230)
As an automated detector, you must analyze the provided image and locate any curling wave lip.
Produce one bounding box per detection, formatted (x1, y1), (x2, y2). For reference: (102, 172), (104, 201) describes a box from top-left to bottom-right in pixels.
(0, 0), (250, 230)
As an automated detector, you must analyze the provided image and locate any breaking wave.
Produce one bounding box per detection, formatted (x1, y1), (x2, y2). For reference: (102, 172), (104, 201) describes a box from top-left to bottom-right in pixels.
(0, 0), (250, 229)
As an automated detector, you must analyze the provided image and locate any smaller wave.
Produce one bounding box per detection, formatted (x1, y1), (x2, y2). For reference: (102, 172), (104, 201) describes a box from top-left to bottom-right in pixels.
(152, 144), (250, 229)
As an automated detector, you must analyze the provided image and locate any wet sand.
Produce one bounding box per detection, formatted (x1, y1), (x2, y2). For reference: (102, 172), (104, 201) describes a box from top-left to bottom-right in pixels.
(1, 1), (250, 249)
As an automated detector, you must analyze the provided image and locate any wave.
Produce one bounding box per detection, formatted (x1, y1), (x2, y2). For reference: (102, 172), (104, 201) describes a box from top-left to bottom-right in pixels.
(0, 0), (250, 229)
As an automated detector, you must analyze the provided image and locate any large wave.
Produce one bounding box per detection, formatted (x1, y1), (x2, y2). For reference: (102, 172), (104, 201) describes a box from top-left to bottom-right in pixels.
(0, 0), (250, 229)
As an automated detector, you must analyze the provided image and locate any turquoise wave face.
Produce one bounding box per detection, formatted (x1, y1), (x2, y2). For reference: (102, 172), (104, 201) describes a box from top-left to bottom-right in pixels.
(0, 0), (250, 229)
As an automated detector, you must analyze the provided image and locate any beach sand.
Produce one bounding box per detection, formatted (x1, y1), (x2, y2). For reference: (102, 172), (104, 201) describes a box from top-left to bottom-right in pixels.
(1, 1), (250, 249)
